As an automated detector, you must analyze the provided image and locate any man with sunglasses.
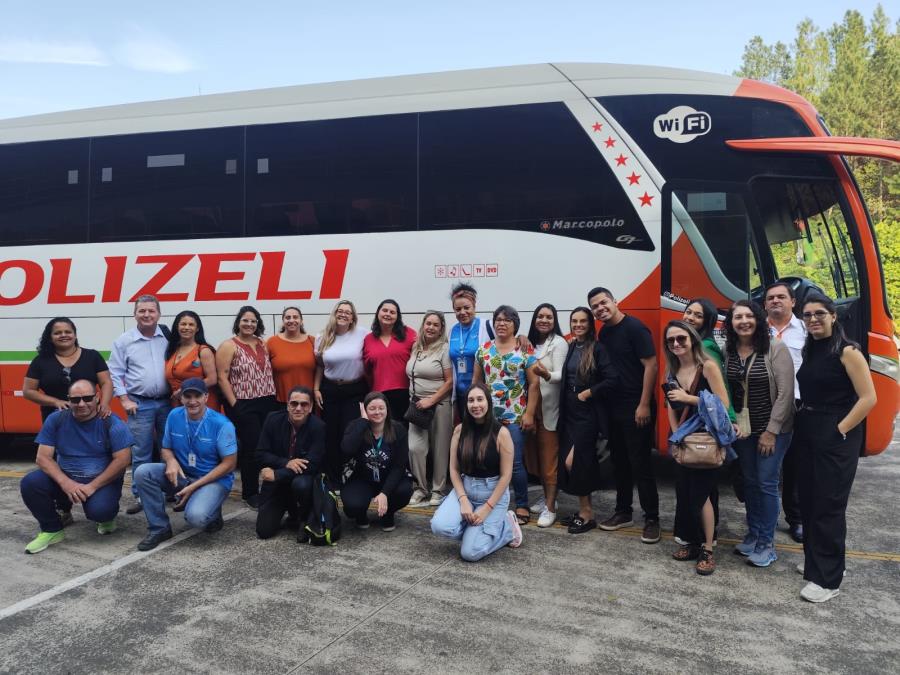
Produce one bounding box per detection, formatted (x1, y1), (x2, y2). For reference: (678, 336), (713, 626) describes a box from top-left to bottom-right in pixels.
(133, 378), (237, 551)
(254, 386), (326, 542)
(20, 380), (134, 554)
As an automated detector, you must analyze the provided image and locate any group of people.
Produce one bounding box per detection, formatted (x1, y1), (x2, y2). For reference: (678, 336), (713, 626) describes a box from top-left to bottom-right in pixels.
(18, 281), (876, 603)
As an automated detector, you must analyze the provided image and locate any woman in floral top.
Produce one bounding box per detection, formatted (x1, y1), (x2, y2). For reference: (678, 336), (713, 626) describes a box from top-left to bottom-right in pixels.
(472, 305), (544, 524)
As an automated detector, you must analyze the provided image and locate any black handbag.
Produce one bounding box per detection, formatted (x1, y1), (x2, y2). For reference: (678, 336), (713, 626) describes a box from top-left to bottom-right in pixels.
(404, 351), (436, 428)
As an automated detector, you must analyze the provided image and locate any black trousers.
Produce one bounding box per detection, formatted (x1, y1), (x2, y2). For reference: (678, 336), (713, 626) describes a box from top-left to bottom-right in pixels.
(673, 464), (719, 545)
(795, 409), (861, 590)
(227, 396), (279, 499)
(341, 476), (413, 522)
(255, 474), (315, 539)
(782, 427), (803, 526)
(382, 388), (410, 426)
(320, 378), (368, 484)
(608, 405), (659, 520)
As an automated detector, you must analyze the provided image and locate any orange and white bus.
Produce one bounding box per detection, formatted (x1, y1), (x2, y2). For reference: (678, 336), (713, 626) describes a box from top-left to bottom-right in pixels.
(1, 63), (897, 453)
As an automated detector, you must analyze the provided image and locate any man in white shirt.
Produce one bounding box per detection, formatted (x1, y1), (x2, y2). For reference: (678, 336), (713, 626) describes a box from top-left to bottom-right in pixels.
(765, 281), (807, 543)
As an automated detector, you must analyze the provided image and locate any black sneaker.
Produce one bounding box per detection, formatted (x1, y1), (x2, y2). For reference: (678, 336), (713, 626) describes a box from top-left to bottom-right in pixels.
(244, 494), (260, 511)
(380, 514), (396, 532)
(355, 516), (370, 529)
(599, 512), (634, 531)
(641, 519), (661, 544)
(204, 514), (224, 533)
(137, 528), (173, 551)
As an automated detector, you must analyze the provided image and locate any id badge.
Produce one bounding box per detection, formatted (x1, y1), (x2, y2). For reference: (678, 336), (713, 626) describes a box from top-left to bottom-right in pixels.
(187, 452), (197, 468)
(457, 358), (467, 374)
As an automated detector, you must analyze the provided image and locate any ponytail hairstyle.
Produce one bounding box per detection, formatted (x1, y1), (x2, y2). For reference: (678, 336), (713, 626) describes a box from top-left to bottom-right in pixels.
(801, 293), (859, 357)
(457, 383), (501, 475)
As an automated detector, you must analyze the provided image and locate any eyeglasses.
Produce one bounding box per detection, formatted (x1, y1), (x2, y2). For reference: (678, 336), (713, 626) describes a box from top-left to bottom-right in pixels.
(288, 400), (312, 409)
(802, 310), (830, 322)
(334, 310), (353, 317)
(68, 394), (95, 404)
(494, 318), (514, 324)
(666, 335), (689, 347)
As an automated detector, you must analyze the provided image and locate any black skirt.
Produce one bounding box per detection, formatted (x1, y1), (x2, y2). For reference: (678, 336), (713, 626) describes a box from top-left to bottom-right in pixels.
(557, 390), (602, 497)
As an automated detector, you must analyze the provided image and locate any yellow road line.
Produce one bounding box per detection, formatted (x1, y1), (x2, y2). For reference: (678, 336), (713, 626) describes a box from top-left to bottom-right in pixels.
(3, 470), (899, 562)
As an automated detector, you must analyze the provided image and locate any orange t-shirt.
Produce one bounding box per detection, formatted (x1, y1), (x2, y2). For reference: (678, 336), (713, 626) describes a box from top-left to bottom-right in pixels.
(165, 343), (220, 411)
(267, 334), (316, 402)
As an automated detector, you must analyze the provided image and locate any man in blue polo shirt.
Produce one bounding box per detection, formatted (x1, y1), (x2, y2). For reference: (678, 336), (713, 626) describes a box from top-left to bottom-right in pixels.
(20, 379), (133, 554)
(133, 378), (237, 551)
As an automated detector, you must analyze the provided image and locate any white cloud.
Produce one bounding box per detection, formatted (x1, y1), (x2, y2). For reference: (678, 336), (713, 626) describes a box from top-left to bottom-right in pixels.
(113, 32), (197, 73)
(0, 38), (109, 66)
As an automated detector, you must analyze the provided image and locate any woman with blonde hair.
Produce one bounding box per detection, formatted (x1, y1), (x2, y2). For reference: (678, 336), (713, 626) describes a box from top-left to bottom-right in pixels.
(314, 300), (368, 485)
(406, 311), (454, 507)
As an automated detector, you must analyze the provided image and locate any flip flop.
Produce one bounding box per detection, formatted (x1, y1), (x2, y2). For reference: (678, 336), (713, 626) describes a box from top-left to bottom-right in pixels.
(515, 509), (530, 525)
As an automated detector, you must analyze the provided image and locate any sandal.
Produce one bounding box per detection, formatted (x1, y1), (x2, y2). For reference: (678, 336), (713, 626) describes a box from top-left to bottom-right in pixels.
(672, 544), (701, 561)
(515, 509), (530, 526)
(696, 547), (716, 575)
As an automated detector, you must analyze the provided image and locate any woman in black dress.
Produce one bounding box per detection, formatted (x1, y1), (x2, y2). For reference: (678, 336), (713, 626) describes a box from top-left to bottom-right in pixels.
(557, 307), (618, 534)
(23, 317), (113, 421)
(794, 294), (875, 603)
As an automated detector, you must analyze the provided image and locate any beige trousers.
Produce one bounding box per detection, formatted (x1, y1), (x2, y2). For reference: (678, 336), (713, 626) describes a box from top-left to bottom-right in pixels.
(407, 398), (453, 496)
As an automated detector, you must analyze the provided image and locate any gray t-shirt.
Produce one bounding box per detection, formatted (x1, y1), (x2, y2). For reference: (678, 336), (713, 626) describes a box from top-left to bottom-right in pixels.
(406, 343), (452, 398)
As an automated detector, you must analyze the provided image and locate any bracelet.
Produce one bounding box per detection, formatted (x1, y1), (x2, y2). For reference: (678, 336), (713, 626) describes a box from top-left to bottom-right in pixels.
(485, 500), (495, 509)
(458, 494), (468, 501)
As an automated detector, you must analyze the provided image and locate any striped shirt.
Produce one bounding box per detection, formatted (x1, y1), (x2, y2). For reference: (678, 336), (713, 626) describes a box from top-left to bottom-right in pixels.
(727, 352), (772, 435)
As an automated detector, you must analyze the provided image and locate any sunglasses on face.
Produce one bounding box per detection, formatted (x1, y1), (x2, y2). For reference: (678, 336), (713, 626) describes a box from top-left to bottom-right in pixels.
(666, 335), (689, 347)
(802, 310), (830, 322)
(68, 394), (95, 404)
(288, 400), (312, 409)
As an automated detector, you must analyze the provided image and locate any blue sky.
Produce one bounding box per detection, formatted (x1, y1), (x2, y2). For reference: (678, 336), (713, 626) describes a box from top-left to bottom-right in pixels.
(0, 1), (890, 119)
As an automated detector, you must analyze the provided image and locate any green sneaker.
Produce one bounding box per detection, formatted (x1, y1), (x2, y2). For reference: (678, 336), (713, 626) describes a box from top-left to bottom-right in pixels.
(97, 520), (117, 535)
(25, 530), (65, 554)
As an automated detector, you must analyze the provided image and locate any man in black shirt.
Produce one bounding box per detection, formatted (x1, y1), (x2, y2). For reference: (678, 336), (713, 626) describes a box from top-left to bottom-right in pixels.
(255, 386), (326, 542)
(588, 287), (661, 544)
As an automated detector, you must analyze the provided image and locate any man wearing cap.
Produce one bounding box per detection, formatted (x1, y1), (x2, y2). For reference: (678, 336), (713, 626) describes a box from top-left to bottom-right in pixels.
(20, 379), (133, 553)
(133, 378), (237, 551)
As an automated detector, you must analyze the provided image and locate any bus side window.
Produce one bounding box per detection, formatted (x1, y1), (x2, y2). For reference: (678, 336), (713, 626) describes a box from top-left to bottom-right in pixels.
(0, 138), (89, 246)
(245, 114), (417, 237)
(753, 180), (860, 300)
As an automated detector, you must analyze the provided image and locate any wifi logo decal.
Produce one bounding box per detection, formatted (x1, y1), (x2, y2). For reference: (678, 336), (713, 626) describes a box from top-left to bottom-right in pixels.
(653, 106), (711, 143)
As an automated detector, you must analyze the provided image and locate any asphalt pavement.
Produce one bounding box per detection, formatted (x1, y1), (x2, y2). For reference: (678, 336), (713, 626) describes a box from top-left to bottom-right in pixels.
(0, 429), (898, 674)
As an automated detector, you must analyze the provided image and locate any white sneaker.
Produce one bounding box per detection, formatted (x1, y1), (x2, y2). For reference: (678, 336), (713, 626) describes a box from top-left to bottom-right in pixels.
(800, 582), (840, 603)
(429, 493), (445, 507)
(537, 508), (556, 528)
(506, 510), (523, 548)
(408, 490), (428, 508)
(529, 496), (546, 514)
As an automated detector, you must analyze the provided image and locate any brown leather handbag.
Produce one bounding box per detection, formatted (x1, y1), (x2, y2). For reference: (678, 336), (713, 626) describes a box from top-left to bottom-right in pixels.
(671, 367), (725, 469)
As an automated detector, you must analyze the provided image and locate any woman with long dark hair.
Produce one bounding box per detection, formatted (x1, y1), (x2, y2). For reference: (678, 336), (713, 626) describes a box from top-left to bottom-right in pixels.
(164, 310), (219, 410)
(794, 294), (875, 603)
(24, 317), (113, 421)
(267, 306), (316, 403)
(663, 320), (730, 575)
(524, 303), (567, 527)
(724, 300), (794, 568)
(557, 307), (618, 534)
(340, 392), (413, 531)
(216, 305), (278, 508)
(363, 299), (417, 422)
(431, 383), (522, 560)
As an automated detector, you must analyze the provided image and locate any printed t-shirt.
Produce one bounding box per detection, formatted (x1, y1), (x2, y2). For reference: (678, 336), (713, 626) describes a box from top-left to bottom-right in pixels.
(474, 341), (536, 424)
(162, 407), (237, 490)
(35, 411), (134, 479)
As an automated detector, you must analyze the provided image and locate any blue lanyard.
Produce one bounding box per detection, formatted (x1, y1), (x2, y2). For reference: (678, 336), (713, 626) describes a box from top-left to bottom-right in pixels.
(456, 318), (478, 356)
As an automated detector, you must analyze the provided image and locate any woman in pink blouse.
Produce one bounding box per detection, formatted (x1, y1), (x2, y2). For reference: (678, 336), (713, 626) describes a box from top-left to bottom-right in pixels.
(363, 299), (417, 423)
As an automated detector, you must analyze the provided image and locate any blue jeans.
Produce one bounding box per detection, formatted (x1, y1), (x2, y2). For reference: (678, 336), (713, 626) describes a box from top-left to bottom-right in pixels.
(505, 423), (528, 510)
(133, 463), (229, 535)
(735, 432), (791, 545)
(20, 469), (124, 532)
(126, 396), (171, 497)
(431, 475), (513, 561)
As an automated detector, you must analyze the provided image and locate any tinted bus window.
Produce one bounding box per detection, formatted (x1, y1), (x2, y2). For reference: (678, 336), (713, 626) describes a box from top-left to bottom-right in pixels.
(246, 114), (417, 237)
(90, 128), (244, 242)
(419, 103), (652, 251)
(0, 139), (89, 245)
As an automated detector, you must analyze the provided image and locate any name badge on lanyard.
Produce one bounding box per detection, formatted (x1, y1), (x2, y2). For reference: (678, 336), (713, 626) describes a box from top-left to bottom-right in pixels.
(187, 452), (197, 468)
(457, 357), (467, 374)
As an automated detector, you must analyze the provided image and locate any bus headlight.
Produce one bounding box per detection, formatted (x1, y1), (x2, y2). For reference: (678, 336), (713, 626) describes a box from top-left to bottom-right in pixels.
(870, 354), (900, 382)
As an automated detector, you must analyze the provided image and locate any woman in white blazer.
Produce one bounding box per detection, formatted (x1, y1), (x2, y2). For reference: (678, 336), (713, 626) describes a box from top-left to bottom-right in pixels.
(524, 303), (568, 527)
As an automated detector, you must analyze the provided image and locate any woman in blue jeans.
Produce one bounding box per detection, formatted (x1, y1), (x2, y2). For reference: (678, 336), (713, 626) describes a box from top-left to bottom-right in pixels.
(431, 383), (523, 560)
(724, 300), (795, 567)
(471, 305), (545, 525)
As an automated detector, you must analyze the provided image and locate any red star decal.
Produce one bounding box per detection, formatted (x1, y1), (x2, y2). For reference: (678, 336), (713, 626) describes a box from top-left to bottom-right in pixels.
(604, 136), (616, 148)
(615, 154), (628, 166)
(638, 192), (654, 207)
(592, 122), (603, 132)
(627, 172), (641, 185)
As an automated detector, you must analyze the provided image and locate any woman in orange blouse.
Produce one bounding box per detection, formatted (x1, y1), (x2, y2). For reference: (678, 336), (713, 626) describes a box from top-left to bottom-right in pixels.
(267, 306), (316, 403)
(164, 310), (220, 410)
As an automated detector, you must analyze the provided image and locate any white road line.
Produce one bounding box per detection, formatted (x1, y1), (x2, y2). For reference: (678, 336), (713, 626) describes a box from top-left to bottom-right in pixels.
(0, 507), (248, 622)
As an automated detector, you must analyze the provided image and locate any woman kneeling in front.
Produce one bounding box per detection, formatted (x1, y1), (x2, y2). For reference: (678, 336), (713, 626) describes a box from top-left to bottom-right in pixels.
(431, 383), (523, 561)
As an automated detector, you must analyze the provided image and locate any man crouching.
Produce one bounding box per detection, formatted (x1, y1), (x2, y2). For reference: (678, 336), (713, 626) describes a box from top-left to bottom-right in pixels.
(134, 378), (237, 551)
